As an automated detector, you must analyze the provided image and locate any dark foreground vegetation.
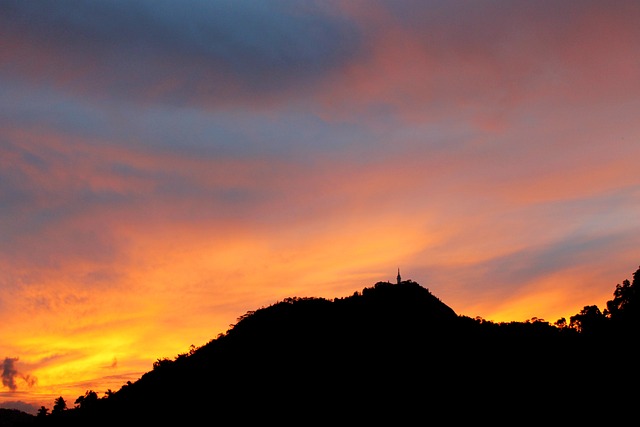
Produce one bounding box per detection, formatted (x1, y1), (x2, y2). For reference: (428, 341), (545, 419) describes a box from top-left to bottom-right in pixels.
(4, 266), (640, 425)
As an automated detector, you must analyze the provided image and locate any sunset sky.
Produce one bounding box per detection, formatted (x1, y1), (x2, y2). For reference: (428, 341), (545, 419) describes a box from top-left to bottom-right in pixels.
(2, 0), (640, 414)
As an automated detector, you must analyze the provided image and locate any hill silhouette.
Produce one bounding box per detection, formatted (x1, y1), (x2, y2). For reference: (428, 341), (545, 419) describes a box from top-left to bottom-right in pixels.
(5, 272), (640, 425)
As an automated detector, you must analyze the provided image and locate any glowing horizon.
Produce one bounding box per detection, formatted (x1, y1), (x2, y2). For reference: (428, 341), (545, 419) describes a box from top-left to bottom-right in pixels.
(2, 0), (640, 414)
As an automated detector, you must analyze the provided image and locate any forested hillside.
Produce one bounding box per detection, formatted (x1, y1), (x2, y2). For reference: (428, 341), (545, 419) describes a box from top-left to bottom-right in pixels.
(6, 267), (640, 425)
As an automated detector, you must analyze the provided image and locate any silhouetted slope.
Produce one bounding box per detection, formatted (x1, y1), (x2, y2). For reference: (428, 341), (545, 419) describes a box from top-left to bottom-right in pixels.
(36, 278), (639, 425)
(0, 409), (36, 426)
(116, 281), (465, 422)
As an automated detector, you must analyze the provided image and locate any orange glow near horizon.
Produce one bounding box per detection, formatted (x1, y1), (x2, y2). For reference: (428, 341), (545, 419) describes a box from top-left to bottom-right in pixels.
(2, 197), (633, 411)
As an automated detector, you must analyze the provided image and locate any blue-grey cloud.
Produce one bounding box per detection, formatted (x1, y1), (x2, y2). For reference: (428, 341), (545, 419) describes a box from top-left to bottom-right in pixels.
(1, 357), (18, 390)
(0, 0), (361, 105)
(480, 231), (632, 292)
(2, 357), (35, 391)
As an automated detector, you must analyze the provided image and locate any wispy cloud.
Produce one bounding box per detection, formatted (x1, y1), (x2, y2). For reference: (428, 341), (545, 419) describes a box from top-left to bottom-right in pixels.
(2, 358), (36, 392)
(0, 0), (360, 108)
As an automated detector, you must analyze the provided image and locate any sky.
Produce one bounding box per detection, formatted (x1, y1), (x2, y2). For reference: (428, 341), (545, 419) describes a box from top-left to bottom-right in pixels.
(1, 0), (640, 414)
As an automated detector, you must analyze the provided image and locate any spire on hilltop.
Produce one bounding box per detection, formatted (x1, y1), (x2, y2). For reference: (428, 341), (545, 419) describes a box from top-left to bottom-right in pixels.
(397, 268), (401, 285)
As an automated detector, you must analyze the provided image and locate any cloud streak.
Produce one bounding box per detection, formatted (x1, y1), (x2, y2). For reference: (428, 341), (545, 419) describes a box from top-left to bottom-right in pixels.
(2, 358), (36, 392)
(1, 358), (18, 391)
(0, 0), (361, 108)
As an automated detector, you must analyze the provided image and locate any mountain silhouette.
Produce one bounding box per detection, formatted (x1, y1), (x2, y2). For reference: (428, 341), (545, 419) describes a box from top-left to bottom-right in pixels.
(5, 274), (640, 425)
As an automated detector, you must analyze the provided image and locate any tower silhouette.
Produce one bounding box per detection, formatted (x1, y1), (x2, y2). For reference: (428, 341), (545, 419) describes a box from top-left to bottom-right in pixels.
(397, 268), (402, 284)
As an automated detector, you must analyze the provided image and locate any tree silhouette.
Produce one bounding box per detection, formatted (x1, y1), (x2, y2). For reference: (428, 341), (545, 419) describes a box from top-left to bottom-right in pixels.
(51, 396), (67, 414)
(37, 406), (49, 417)
(605, 265), (640, 329)
(570, 305), (606, 334)
(75, 390), (98, 409)
(554, 317), (567, 328)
